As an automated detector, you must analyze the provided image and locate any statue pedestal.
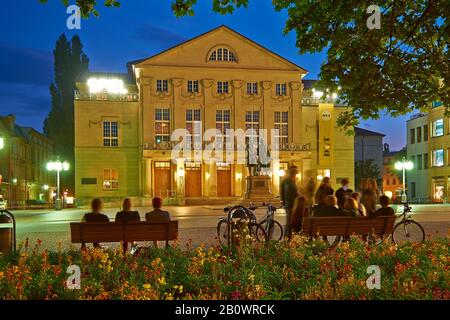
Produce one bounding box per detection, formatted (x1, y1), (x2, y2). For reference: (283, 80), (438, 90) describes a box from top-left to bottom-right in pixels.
(243, 176), (276, 204)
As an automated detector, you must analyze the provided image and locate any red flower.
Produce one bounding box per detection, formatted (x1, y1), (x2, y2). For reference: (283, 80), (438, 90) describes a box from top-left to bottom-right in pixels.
(231, 291), (241, 300)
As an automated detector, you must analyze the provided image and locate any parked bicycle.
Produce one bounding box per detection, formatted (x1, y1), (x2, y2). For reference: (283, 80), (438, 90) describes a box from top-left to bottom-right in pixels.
(255, 203), (284, 242)
(392, 202), (425, 244)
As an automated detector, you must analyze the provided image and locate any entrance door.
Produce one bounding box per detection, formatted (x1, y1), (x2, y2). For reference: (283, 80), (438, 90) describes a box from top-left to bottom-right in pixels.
(217, 163), (231, 197)
(154, 162), (171, 198)
(185, 163), (201, 197)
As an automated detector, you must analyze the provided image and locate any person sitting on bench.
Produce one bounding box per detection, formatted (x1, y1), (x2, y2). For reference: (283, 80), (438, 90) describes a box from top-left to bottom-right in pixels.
(371, 195), (395, 217)
(314, 195), (339, 217)
(81, 198), (109, 249)
(115, 198), (140, 252)
(145, 197), (171, 247)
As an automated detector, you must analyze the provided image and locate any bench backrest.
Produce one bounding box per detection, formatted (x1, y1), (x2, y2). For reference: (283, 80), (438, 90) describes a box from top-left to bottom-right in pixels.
(301, 216), (395, 236)
(70, 221), (178, 243)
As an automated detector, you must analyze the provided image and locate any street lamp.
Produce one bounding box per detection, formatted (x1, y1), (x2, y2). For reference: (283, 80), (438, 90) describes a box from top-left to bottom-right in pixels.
(47, 160), (70, 210)
(395, 157), (414, 203)
(0, 137), (4, 150)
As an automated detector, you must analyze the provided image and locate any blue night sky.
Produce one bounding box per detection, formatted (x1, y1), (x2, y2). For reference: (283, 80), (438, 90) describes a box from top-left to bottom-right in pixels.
(0, 0), (409, 150)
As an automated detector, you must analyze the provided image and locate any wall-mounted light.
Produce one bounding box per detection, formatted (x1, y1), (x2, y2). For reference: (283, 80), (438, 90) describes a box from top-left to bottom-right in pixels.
(277, 169), (286, 177)
(236, 172), (242, 180)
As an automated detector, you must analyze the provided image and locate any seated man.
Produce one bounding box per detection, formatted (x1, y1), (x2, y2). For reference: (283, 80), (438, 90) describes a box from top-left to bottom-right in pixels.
(115, 198), (140, 252)
(313, 195), (339, 217)
(145, 197), (171, 247)
(371, 195), (395, 217)
(82, 198), (109, 249)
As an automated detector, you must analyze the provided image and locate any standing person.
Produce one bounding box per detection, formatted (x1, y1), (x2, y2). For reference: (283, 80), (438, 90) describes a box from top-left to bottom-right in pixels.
(115, 198), (140, 252)
(335, 178), (353, 209)
(145, 197), (171, 247)
(351, 192), (367, 216)
(82, 198), (109, 249)
(315, 177), (334, 205)
(305, 177), (316, 208)
(361, 178), (376, 215)
(291, 196), (309, 233)
(281, 166), (299, 239)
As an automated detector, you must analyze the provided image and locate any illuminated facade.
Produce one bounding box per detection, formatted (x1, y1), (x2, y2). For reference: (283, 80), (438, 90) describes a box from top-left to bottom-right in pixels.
(74, 26), (354, 204)
(407, 104), (450, 203)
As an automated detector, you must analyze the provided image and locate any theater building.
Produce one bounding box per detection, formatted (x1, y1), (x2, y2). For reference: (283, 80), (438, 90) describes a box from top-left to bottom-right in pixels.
(74, 26), (354, 205)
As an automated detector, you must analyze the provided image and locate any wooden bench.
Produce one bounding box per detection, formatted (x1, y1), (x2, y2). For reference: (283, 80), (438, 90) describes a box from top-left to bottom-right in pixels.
(300, 216), (396, 238)
(70, 221), (178, 248)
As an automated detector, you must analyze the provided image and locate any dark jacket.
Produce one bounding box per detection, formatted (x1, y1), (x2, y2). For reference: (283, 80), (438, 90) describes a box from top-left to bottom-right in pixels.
(341, 208), (358, 217)
(82, 212), (109, 222)
(335, 187), (353, 208)
(371, 207), (395, 217)
(145, 209), (171, 222)
(115, 210), (140, 223)
(313, 204), (339, 217)
(282, 178), (298, 209)
(315, 185), (334, 204)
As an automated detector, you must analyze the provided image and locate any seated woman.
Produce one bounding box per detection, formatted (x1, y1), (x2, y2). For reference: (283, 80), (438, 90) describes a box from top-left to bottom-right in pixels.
(115, 198), (140, 252)
(351, 192), (367, 216)
(82, 198), (109, 249)
(291, 196), (309, 233)
(341, 198), (359, 217)
(314, 195), (339, 217)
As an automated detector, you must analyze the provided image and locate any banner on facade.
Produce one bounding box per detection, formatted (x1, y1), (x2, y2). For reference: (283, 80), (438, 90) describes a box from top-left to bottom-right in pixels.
(318, 103), (334, 167)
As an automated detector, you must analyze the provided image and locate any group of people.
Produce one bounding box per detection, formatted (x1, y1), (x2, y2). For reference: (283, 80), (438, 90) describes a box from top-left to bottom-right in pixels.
(81, 197), (171, 251)
(281, 166), (395, 237)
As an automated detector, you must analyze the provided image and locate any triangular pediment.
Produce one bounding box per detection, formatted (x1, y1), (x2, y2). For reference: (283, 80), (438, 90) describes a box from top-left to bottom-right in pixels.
(132, 25), (307, 73)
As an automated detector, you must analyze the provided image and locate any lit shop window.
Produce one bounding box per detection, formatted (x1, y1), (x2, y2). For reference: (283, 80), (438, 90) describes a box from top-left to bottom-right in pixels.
(103, 168), (119, 190)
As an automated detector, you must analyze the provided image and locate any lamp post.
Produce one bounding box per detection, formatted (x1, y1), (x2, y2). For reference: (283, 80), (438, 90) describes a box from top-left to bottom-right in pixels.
(47, 160), (69, 210)
(395, 157), (414, 203)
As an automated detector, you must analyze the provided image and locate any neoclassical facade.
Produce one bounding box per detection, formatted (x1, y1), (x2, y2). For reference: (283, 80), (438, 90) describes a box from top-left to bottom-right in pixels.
(74, 26), (354, 204)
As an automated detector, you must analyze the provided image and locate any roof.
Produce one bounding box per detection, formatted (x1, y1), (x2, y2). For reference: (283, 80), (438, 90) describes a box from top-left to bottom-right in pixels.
(354, 127), (386, 137)
(0, 115), (52, 144)
(128, 25), (308, 74)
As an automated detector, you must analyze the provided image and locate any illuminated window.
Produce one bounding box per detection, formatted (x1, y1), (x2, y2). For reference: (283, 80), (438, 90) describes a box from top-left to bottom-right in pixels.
(432, 149), (444, 167)
(217, 163), (231, 171)
(209, 47), (237, 62)
(103, 168), (118, 190)
(276, 83), (287, 96)
(186, 109), (201, 148)
(217, 81), (229, 94)
(157, 80), (168, 92)
(155, 108), (170, 143)
(103, 121), (118, 147)
(247, 82), (258, 95)
(274, 111), (289, 148)
(245, 111), (260, 145)
(216, 110), (231, 149)
(432, 119), (444, 137)
(187, 80), (199, 93)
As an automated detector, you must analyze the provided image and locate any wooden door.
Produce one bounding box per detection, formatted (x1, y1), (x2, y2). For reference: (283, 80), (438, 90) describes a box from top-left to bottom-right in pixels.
(154, 162), (171, 198)
(217, 163), (231, 197)
(185, 163), (201, 197)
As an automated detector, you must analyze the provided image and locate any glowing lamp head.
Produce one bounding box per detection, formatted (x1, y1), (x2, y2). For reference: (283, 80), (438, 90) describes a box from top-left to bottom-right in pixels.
(394, 161), (404, 170)
(278, 169), (286, 177)
(404, 161), (414, 170)
(43, 185), (49, 191)
(313, 90), (324, 99)
(87, 78), (128, 94)
(0, 137), (4, 150)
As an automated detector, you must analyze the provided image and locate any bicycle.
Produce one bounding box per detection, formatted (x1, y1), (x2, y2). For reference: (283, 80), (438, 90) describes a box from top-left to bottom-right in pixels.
(391, 202), (425, 244)
(255, 203), (284, 242)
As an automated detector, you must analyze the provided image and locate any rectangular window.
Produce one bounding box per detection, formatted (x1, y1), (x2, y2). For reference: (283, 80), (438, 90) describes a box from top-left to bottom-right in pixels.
(417, 154), (422, 170)
(274, 111), (289, 147)
(246, 82), (258, 95)
(216, 110), (231, 149)
(432, 119), (444, 137)
(432, 149), (444, 167)
(410, 155), (415, 169)
(410, 182), (416, 198)
(186, 109), (201, 148)
(410, 128), (415, 144)
(103, 169), (119, 190)
(245, 111), (260, 145)
(103, 121), (118, 147)
(81, 178), (97, 185)
(217, 81), (229, 94)
(417, 126), (422, 143)
(187, 80), (199, 93)
(276, 83), (287, 96)
(155, 108), (170, 143)
(424, 125), (429, 141)
(386, 178), (390, 186)
(157, 80), (168, 92)
(424, 153), (429, 169)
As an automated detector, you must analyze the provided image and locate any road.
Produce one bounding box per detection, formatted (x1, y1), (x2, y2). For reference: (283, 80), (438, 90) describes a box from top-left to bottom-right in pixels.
(2, 204), (449, 250)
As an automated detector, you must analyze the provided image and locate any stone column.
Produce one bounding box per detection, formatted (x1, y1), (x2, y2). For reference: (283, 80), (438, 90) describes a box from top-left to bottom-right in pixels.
(290, 81), (302, 144)
(144, 158), (152, 197)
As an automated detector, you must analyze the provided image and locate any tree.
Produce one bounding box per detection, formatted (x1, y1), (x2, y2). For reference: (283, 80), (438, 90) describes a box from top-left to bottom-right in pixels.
(41, 0), (449, 129)
(355, 159), (381, 190)
(44, 34), (89, 192)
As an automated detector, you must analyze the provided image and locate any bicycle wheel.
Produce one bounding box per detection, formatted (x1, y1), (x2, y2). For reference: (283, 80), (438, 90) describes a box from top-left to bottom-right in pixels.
(392, 220), (425, 245)
(248, 223), (267, 243)
(265, 220), (284, 241)
(217, 218), (229, 246)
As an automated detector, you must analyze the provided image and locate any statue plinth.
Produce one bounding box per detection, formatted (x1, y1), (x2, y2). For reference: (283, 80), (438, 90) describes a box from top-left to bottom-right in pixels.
(244, 175), (275, 203)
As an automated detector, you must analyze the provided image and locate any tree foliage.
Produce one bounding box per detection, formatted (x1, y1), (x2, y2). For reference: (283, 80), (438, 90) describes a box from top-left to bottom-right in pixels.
(355, 159), (381, 189)
(40, 0), (449, 129)
(44, 34), (89, 191)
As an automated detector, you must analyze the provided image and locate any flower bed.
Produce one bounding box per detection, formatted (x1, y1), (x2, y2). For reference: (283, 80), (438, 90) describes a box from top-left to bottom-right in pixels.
(0, 236), (448, 300)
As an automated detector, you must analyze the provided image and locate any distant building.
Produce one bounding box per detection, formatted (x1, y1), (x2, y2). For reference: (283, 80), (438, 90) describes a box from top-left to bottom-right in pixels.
(382, 143), (405, 200)
(407, 104), (449, 203)
(354, 127), (385, 189)
(0, 114), (55, 208)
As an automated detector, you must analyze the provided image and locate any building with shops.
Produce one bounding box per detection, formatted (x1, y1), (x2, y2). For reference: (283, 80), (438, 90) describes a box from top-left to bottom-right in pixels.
(74, 26), (354, 205)
(382, 144), (405, 201)
(407, 104), (450, 203)
(0, 114), (55, 208)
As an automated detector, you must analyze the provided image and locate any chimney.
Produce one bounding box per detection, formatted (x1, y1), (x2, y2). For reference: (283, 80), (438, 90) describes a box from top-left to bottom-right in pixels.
(383, 143), (390, 153)
(4, 114), (15, 131)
